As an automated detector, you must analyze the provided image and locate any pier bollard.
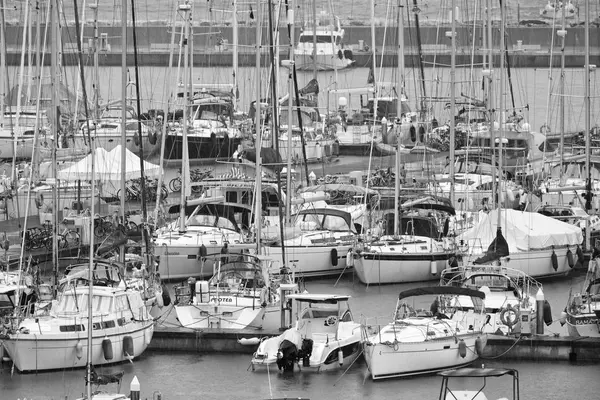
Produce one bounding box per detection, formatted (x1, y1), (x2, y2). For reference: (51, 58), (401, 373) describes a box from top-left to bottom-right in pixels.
(536, 288), (544, 335)
(130, 376), (140, 400)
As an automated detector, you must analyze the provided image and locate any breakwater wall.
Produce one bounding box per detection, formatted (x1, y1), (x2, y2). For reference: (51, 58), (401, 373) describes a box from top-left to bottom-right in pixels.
(4, 25), (599, 68)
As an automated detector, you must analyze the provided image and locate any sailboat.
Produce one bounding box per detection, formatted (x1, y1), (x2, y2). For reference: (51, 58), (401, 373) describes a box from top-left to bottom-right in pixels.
(1, 0), (155, 372)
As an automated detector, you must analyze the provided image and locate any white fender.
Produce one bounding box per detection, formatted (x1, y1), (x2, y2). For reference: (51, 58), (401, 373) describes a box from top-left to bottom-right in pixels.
(238, 337), (261, 346)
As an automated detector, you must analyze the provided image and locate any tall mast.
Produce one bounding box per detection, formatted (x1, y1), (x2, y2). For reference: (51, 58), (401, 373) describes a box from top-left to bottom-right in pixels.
(179, 1), (192, 233)
(558, 8), (567, 183)
(50, 0), (59, 296)
(92, 3), (100, 121)
(497, 0), (505, 226)
(254, 0), (262, 254)
(232, 0), (238, 104)
(120, 0), (127, 262)
(449, 0), (456, 207)
(584, 0), (591, 249)
(286, 0), (294, 225)
(311, 0), (317, 80)
(486, 0), (496, 209)
(394, 0), (404, 237)
(0, 0), (6, 131)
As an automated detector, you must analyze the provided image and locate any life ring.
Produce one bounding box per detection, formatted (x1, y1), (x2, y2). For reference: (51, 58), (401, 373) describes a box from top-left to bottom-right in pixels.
(500, 304), (519, 328)
(540, 124), (551, 134)
(324, 315), (338, 326)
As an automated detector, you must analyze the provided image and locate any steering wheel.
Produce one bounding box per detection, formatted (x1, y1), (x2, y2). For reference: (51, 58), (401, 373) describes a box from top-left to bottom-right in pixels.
(324, 315), (338, 326)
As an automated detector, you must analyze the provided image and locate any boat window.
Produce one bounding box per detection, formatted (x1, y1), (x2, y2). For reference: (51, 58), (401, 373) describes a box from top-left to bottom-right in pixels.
(322, 215), (351, 231)
(4, 115), (43, 128)
(90, 295), (113, 314)
(115, 295), (129, 312)
(299, 34), (334, 44)
(54, 293), (88, 314)
(215, 217), (237, 230)
(188, 214), (217, 227)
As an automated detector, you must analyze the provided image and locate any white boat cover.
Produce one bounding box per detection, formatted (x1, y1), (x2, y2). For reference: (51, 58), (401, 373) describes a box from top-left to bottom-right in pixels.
(459, 209), (583, 252)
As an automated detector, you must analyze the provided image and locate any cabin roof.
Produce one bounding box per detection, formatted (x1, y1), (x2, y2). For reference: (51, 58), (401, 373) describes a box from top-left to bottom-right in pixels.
(439, 367), (517, 378)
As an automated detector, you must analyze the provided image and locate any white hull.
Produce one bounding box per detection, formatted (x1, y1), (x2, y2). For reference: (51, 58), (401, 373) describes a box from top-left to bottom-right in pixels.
(463, 247), (577, 279)
(278, 138), (336, 163)
(363, 334), (484, 379)
(154, 242), (253, 280)
(354, 252), (453, 284)
(293, 54), (354, 71)
(72, 134), (156, 158)
(0, 137), (41, 159)
(263, 244), (353, 278)
(566, 311), (600, 337)
(176, 304), (283, 331)
(2, 322), (154, 372)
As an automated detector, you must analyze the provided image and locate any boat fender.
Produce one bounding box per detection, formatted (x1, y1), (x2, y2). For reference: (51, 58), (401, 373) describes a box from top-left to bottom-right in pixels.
(332, 140), (340, 156)
(500, 305), (519, 328)
(210, 132), (217, 147)
(543, 300), (553, 326)
(198, 244), (208, 258)
(337, 49), (343, 60)
(330, 248), (338, 266)
(238, 337), (261, 346)
(551, 249), (558, 271)
(123, 335), (134, 359)
(576, 245), (584, 267)
(102, 338), (113, 361)
(223, 132), (229, 148)
(410, 125), (416, 142)
(475, 336), (484, 356)
(346, 249), (355, 267)
(430, 260), (438, 275)
(148, 130), (158, 145)
(566, 249), (575, 268)
(559, 308), (567, 326)
(337, 348), (344, 365)
(161, 283), (172, 307)
(75, 341), (83, 360)
(458, 339), (467, 358)
(133, 132), (140, 147)
(418, 125), (425, 142)
(156, 285), (164, 308)
(343, 49), (353, 60)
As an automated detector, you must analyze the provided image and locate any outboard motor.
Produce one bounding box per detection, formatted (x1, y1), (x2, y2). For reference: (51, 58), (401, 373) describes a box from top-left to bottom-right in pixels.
(298, 338), (314, 367)
(276, 339), (298, 372)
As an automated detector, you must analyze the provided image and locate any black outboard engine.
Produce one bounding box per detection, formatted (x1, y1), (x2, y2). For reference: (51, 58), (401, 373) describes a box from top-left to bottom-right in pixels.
(276, 339), (298, 372)
(298, 338), (314, 367)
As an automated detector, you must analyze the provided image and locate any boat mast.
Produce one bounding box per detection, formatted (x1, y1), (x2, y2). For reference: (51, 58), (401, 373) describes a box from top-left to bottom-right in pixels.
(0, 0), (6, 131)
(394, 0), (404, 237)
(233, 0), (238, 105)
(120, 0), (127, 262)
(154, 5), (178, 223)
(558, 7), (567, 184)
(285, 0), (295, 225)
(497, 0), (505, 225)
(486, 0), (496, 209)
(311, 0), (317, 80)
(254, 0), (262, 254)
(179, 1), (192, 233)
(584, 0), (591, 250)
(50, 0), (59, 295)
(449, 0), (456, 207)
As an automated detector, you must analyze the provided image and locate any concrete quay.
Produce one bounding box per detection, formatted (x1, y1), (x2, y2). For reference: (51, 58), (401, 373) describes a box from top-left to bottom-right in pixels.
(150, 326), (600, 362)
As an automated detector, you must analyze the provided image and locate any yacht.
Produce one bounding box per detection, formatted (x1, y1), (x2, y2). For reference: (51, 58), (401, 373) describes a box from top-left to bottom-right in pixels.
(0, 107), (53, 160)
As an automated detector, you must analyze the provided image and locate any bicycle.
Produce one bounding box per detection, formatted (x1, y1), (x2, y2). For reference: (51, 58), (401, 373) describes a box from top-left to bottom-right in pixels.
(45, 223), (80, 250)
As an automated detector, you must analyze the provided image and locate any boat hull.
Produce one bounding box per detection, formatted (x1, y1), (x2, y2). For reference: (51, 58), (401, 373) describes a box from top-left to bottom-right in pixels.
(463, 246), (577, 279)
(293, 54), (354, 71)
(566, 313), (600, 337)
(363, 334), (484, 380)
(163, 133), (241, 161)
(354, 251), (454, 284)
(2, 322), (154, 372)
(175, 303), (279, 330)
(263, 244), (353, 278)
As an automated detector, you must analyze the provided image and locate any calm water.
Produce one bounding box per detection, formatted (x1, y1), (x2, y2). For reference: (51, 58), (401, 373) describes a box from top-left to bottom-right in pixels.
(2, 272), (600, 399)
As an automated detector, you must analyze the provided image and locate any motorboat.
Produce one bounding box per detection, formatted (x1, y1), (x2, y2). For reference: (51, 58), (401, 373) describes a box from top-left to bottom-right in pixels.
(0, 106), (53, 160)
(438, 367), (520, 400)
(540, 1), (577, 20)
(354, 203), (457, 285)
(250, 294), (361, 372)
(459, 209), (583, 279)
(292, 16), (354, 71)
(163, 86), (246, 162)
(441, 264), (551, 335)
(153, 201), (254, 281)
(562, 255), (600, 337)
(173, 253), (296, 331)
(77, 103), (158, 158)
(362, 286), (487, 380)
(262, 208), (359, 278)
(1, 275), (154, 372)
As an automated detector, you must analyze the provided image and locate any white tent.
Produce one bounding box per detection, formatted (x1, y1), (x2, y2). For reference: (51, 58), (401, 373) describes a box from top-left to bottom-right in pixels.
(459, 209), (583, 252)
(57, 145), (161, 182)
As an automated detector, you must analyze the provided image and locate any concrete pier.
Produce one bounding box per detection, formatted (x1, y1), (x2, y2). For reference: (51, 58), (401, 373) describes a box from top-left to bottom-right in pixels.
(150, 327), (600, 362)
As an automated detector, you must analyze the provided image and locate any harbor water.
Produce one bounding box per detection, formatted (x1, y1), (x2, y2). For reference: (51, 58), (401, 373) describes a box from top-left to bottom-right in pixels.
(2, 272), (600, 399)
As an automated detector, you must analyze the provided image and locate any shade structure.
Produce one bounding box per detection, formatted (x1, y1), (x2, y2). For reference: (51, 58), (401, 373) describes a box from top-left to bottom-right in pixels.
(58, 145), (161, 182)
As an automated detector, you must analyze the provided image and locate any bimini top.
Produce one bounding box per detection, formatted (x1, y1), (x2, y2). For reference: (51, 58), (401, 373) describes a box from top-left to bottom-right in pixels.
(439, 367), (518, 378)
(398, 286), (485, 301)
(287, 294), (351, 304)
